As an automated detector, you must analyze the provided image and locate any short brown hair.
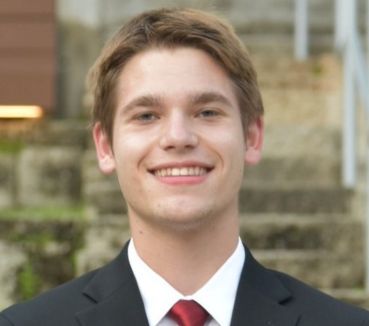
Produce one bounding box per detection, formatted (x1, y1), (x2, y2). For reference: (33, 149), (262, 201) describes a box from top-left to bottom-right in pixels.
(88, 7), (264, 142)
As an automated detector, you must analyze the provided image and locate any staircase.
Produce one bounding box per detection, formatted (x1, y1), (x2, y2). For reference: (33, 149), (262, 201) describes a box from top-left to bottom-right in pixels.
(237, 52), (368, 308)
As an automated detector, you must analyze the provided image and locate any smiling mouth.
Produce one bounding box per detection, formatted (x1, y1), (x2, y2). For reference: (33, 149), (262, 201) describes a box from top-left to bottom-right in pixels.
(150, 166), (212, 177)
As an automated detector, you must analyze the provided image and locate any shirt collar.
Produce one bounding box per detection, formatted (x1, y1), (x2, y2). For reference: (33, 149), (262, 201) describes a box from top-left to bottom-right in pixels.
(128, 239), (245, 326)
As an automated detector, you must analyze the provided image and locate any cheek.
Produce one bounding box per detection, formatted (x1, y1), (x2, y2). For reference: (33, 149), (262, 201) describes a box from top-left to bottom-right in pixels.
(222, 133), (246, 177)
(205, 136), (245, 184)
(212, 126), (245, 156)
(112, 131), (153, 174)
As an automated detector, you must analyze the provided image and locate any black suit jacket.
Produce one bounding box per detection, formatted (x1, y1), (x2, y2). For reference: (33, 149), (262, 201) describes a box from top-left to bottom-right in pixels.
(1, 243), (368, 326)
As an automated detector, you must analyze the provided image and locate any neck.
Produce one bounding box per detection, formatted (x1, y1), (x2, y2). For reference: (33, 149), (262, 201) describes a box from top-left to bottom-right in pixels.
(129, 210), (239, 295)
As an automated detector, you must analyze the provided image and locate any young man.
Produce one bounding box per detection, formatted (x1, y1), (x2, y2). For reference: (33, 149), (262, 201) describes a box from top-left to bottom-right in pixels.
(1, 7), (368, 326)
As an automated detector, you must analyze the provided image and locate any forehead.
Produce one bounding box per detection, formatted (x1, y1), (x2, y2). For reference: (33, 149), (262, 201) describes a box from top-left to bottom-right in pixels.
(115, 47), (238, 107)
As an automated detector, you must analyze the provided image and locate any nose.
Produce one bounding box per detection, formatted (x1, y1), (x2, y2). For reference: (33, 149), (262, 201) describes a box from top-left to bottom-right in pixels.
(159, 111), (198, 151)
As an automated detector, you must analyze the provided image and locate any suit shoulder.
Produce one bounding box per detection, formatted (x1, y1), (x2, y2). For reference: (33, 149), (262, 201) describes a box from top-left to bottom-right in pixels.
(272, 269), (369, 324)
(0, 314), (13, 326)
(0, 269), (98, 326)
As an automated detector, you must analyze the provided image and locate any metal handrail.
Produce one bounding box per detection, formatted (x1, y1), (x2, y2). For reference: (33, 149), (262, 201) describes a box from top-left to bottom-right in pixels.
(351, 32), (369, 116)
(294, 0), (308, 60)
(338, 0), (369, 293)
(295, 0), (369, 292)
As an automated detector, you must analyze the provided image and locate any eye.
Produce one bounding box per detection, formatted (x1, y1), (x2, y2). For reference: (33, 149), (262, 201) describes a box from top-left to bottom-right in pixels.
(198, 108), (220, 118)
(135, 112), (159, 122)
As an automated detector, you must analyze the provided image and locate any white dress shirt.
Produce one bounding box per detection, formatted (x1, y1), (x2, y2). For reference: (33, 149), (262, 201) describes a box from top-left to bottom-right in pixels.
(128, 238), (245, 326)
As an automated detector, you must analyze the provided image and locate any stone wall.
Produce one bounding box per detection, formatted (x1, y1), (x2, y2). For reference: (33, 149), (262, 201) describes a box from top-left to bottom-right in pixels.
(0, 121), (86, 208)
(0, 121), (123, 309)
(0, 216), (84, 308)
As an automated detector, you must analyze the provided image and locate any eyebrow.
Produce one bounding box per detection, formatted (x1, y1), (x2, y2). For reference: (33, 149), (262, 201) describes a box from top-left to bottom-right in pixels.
(188, 91), (233, 108)
(120, 94), (163, 115)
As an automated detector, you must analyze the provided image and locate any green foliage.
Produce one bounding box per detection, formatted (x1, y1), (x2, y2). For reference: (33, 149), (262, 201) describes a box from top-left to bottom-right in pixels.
(0, 205), (85, 221)
(12, 232), (54, 247)
(0, 140), (24, 154)
(18, 262), (41, 300)
(312, 62), (323, 76)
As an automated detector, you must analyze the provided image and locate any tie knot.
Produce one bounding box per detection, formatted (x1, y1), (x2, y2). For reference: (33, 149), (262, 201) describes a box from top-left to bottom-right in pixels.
(169, 300), (209, 326)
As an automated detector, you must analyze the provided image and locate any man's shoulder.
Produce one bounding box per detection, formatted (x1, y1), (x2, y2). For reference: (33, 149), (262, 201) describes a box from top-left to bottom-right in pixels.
(0, 269), (98, 326)
(272, 269), (369, 324)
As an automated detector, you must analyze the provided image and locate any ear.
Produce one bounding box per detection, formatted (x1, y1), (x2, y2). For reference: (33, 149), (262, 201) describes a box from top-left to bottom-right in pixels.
(244, 117), (264, 165)
(92, 122), (116, 174)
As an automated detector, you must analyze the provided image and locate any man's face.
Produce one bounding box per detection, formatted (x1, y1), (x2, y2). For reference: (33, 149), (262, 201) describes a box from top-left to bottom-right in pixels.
(94, 47), (263, 231)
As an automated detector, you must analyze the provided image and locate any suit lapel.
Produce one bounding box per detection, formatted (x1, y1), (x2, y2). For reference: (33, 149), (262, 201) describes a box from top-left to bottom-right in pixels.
(231, 246), (301, 326)
(75, 243), (149, 326)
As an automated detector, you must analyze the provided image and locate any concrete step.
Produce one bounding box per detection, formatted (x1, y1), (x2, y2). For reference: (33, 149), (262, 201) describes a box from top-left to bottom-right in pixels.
(254, 54), (341, 87)
(247, 56), (342, 187)
(245, 125), (341, 188)
(239, 214), (362, 251)
(253, 57), (341, 116)
(244, 156), (340, 188)
(252, 249), (364, 289)
(241, 33), (293, 56)
(230, 0), (366, 55)
(261, 88), (341, 129)
(239, 31), (336, 57)
(239, 186), (352, 214)
(228, 0), (335, 34)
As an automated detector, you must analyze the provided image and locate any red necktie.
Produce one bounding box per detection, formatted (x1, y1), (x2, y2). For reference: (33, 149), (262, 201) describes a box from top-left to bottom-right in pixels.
(169, 300), (209, 326)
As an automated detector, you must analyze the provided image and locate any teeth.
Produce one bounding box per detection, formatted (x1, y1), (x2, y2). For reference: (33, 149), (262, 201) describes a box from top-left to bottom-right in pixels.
(154, 167), (208, 177)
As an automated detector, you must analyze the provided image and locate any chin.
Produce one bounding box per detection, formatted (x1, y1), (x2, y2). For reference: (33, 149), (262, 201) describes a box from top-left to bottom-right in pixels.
(127, 198), (219, 231)
(150, 206), (215, 232)
(175, 209), (216, 226)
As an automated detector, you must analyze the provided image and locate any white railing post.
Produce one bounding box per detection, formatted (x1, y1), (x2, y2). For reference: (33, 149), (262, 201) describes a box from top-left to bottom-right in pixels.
(366, 0), (369, 295)
(335, 0), (369, 293)
(294, 0), (308, 60)
(342, 1), (357, 188)
(335, 0), (344, 49)
(367, 0), (369, 71)
(366, 144), (369, 292)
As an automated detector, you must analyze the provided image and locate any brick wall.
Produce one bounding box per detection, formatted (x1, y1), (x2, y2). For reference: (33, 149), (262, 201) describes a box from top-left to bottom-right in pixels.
(0, 0), (56, 111)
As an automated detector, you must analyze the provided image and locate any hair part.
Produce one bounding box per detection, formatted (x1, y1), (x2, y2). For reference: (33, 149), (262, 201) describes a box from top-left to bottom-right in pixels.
(88, 7), (264, 143)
